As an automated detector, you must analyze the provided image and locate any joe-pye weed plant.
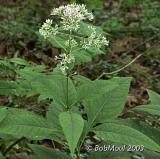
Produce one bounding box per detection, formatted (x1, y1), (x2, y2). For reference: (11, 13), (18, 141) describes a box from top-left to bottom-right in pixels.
(0, 3), (160, 159)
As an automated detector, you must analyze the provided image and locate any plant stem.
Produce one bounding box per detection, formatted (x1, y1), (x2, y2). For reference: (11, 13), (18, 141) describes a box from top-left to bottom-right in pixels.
(66, 74), (69, 110)
(3, 137), (25, 156)
(66, 30), (72, 110)
(96, 54), (142, 79)
(76, 149), (81, 159)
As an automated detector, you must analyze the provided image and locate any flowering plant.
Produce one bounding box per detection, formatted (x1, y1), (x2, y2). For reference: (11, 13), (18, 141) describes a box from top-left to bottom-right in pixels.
(39, 3), (109, 74)
(0, 3), (160, 159)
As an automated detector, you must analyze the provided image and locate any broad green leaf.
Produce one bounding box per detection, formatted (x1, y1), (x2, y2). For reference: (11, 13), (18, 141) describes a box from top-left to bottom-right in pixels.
(46, 101), (64, 139)
(59, 111), (84, 155)
(0, 133), (16, 142)
(18, 65), (46, 74)
(31, 65), (46, 72)
(0, 108), (8, 123)
(108, 119), (160, 153)
(88, 152), (131, 159)
(72, 50), (92, 64)
(0, 108), (61, 141)
(87, 47), (104, 56)
(133, 90), (160, 116)
(10, 58), (29, 66)
(133, 104), (160, 116)
(93, 121), (160, 152)
(84, 77), (131, 124)
(27, 71), (77, 107)
(17, 68), (77, 106)
(48, 34), (68, 52)
(120, 119), (160, 145)
(77, 78), (119, 101)
(28, 144), (71, 159)
(19, 67), (77, 107)
(17, 66), (45, 80)
(73, 75), (91, 85)
(0, 81), (18, 95)
(147, 89), (160, 105)
(72, 47), (104, 65)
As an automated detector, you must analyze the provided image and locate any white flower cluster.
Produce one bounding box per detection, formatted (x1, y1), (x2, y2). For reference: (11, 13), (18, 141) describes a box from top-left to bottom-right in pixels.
(55, 53), (75, 74)
(39, 19), (58, 39)
(65, 38), (78, 49)
(81, 26), (109, 49)
(39, 4), (109, 74)
(51, 4), (93, 31)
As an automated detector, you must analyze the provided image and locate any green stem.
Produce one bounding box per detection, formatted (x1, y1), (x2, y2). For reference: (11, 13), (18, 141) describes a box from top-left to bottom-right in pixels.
(77, 123), (93, 154)
(66, 30), (72, 110)
(66, 74), (69, 110)
(78, 128), (89, 152)
(75, 149), (81, 159)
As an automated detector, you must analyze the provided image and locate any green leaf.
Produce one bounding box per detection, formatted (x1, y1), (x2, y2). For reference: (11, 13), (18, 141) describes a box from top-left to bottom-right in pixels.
(93, 121), (160, 152)
(133, 90), (160, 116)
(10, 58), (29, 66)
(46, 101), (64, 140)
(30, 73), (77, 107)
(77, 78), (119, 101)
(73, 75), (91, 85)
(72, 47), (104, 65)
(72, 50), (92, 64)
(28, 144), (71, 159)
(84, 77), (131, 125)
(17, 67), (43, 80)
(133, 104), (160, 116)
(17, 68), (77, 106)
(88, 152), (131, 159)
(87, 47), (104, 56)
(120, 119), (160, 145)
(110, 119), (160, 155)
(147, 89), (160, 105)
(0, 81), (18, 95)
(59, 111), (84, 155)
(0, 108), (8, 123)
(0, 108), (60, 141)
(48, 34), (68, 52)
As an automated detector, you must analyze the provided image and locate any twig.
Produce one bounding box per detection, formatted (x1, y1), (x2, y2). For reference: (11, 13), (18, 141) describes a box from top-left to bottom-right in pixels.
(97, 54), (142, 79)
(96, 32), (160, 79)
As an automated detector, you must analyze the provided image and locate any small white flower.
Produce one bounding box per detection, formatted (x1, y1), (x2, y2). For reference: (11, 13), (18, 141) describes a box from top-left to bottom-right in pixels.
(81, 26), (109, 50)
(55, 53), (75, 74)
(70, 39), (78, 48)
(51, 4), (94, 31)
(65, 38), (78, 49)
(81, 26), (96, 49)
(94, 35), (109, 48)
(39, 19), (58, 39)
